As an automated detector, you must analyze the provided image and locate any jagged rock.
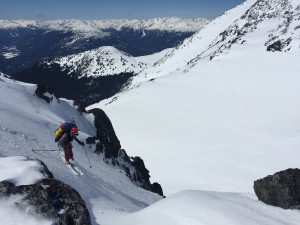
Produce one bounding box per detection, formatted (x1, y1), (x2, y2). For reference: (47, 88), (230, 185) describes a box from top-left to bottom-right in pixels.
(34, 84), (58, 104)
(88, 108), (121, 158)
(118, 148), (131, 164)
(254, 168), (300, 209)
(86, 136), (98, 144)
(87, 108), (164, 196)
(0, 159), (91, 225)
(118, 150), (164, 196)
(132, 156), (150, 183)
(0, 180), (58, 219)
(39, 178), (91, 225)
(151, 182), (164, 197)
(35, 158), (54, 178)
(266, 38), (292, 52)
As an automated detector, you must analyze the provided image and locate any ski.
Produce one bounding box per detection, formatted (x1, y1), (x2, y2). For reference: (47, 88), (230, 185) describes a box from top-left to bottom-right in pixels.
(69, 161), (83, 175)
(66, 163), (79, 176)
(59, 153), (79, 176)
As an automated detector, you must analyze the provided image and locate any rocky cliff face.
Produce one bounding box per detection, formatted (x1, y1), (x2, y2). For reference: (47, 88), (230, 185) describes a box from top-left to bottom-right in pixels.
(87, 108), (164, 197)
(0, 158), (92, 225)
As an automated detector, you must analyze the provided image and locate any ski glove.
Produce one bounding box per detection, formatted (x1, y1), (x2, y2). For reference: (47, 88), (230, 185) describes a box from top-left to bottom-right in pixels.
(80, 141), (85, 146)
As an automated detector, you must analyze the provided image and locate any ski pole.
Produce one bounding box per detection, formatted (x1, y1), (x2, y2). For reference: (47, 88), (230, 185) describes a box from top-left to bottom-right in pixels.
(82, 145), (92, 168)
(57, 144), (62, 154)
(32, 149), (60, 152)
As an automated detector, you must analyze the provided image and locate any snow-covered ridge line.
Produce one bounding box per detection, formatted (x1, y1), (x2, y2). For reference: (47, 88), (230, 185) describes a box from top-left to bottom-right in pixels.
(46, 46), (171, 78)
(0, 17), (209, 32)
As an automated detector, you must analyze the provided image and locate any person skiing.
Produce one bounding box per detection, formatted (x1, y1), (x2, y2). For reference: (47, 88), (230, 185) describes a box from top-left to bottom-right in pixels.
(58, 126), (85, 164)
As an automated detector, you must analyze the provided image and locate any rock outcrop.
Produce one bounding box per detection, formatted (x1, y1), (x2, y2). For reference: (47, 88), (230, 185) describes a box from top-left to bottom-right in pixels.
(254, 168), (300, 209)
(0, 158), (91, 225)
(87, 108), (164, 196)
(34, 84), (58, 104)
(88, 108), (121, 158)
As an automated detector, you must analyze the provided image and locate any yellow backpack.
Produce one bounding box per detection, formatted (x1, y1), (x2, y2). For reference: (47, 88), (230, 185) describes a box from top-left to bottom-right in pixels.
(54, 122), (76, 142)
(54, 127), (64, 139)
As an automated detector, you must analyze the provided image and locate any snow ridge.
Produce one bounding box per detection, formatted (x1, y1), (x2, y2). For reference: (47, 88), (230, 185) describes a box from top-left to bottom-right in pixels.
(46, 46), (170, 78)
(127, 0), (300, 85)
(49, 47), (146, 77)
(187, 0), (300, 63)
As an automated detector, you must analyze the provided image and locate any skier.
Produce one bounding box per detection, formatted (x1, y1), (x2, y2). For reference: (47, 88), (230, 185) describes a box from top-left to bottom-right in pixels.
(58, 126), (85, 164)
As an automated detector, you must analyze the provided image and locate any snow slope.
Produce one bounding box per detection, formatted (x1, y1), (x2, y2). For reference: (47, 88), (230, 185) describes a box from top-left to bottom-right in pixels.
(2, 0), (300, 224)
(1, 155), (300, 225)
(108, 190), (300, 225)
(0, 156), (54, 225)
(0, 74), (161, 225)
(89, 0), (300, 197)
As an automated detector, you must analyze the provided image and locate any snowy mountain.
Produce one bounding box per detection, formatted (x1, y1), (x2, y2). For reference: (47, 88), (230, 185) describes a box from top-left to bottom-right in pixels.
(126, 0), (300, 85)
(0, 18), (209, 74)
(89, 0), (300, 198)
(0, 72), (163, 224)
(2, 0), (300, 224)
(48, 46), (169, 78)
(13, 47), (170, 107)
(1, 73), (300, 225)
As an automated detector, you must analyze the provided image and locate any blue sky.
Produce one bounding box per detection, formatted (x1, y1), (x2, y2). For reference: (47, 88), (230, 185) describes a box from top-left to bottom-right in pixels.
(1, 0), (245, 20)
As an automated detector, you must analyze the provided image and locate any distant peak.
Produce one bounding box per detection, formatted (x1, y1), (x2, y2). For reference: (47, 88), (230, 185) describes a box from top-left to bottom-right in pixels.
(0, 18), (209, 32)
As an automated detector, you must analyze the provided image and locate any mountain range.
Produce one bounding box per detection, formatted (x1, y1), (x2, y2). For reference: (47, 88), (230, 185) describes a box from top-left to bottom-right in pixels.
(0, 18), (208, 74)
(13, 46), (170, 107)
(1, 0), (300, 224)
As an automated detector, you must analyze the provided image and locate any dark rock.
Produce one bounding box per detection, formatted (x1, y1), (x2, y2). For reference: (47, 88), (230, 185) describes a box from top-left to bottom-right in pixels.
(35, 158), (54, 178)
(0, 181), (17, 195)
(267, 40), (284, 51)
(118, 149), (131, 164)
(254, 168), (300, 209)
(16, 181), (57, 219)
(34, 84), (58, 104)
(266, 38), (292, 52)
(88, 108), (121, 158)
(86, 136), (98, 144)
(132, 157), (150, 182)
(0, 159), (92, 225)
(39, 178), (91, 225)
(86, 109), (164, 196)
(118, 151), (164, 197)
(151, 182), (164, 197)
